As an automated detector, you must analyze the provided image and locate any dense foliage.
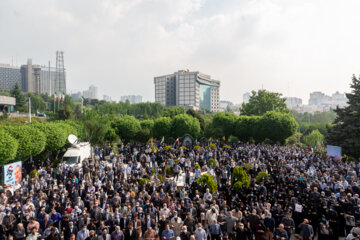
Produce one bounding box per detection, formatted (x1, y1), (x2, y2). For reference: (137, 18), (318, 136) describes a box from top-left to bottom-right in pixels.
(196, 174), (217, 193)
(327, 75), (360, 158)
(0, 130), (19, 165)
(240, 90), (289, 116)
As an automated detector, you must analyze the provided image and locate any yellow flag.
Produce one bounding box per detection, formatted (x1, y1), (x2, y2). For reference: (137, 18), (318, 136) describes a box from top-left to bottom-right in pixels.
(150, 137), (153, 146)
(222, 136), (226, 141)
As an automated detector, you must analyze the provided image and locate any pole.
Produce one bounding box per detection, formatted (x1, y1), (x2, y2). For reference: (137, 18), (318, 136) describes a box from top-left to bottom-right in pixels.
(54, 96), (55, 114)
(29, 97), (32, 164)
(49, 61), (51, 96)
(29, 97), (31, 123)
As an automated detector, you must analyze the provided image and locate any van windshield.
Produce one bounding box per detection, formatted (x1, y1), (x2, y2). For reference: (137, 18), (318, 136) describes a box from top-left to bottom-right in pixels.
(63, 156), (78, 164)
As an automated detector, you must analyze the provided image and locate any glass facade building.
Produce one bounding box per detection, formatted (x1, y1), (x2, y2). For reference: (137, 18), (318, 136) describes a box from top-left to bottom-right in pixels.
(0, 64), (21, 90)
(154, 70), (220, 112)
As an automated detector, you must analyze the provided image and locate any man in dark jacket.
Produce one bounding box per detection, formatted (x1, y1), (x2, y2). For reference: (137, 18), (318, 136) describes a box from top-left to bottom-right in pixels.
(124, 223), (137, 240)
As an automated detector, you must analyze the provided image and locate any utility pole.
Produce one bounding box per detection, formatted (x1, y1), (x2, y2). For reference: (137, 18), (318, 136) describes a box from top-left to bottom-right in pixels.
(28, 97), (31, 123)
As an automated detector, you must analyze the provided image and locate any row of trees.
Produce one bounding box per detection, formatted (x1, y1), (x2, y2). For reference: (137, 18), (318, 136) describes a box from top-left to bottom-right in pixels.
(0, 121), (83, 165)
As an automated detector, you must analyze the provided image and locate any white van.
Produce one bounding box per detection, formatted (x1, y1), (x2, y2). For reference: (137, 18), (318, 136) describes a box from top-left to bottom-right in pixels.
(62, 142), (92, 169)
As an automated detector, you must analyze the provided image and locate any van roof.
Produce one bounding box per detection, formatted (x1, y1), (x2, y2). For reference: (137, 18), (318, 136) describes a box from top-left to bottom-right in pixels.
(63, 149), (80, 157)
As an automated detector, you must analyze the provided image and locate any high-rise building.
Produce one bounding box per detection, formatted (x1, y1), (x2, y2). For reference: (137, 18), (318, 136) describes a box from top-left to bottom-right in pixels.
(20, 59), (59, 95)
(243, 92), (250, 104)
(0, 64), (21, 90)
(120, 95), (142, 104)
(285, 97), (303, 108)
(154, 70), (220, 112)
(103, 95), (112, 102)
(83, 85), (98, 99)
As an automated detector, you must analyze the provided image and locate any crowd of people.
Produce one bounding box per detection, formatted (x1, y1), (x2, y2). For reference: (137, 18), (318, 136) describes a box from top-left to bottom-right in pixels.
(1, 142), (360, 240)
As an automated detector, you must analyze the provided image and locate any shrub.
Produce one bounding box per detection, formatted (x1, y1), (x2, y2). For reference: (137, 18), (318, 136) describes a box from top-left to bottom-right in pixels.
(179, 146), (187, 151)
(207, 158), (217, 168)
(196, 174), (218, 193)
(231, 166), (250, 189)
(139, 178), (150, 187)
(243, 163), (252, 171)
(208, 144), (217, 149)
(164, 145), (173, 151)
(223, 145), (231, 150)
(165, 166), (173, 176)
(157, 174), (163, 183)
(29, 169), (39, 178)
(150, 145), (158, 153)
(193, 145), (202, 151)
(256, 171), (269, 183)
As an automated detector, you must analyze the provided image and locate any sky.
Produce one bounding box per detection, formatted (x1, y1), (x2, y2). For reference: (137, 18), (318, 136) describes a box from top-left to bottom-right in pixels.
(0, 0), (359, 104)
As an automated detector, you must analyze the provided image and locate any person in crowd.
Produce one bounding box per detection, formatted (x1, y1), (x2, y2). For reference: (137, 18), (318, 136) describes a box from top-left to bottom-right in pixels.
(2, 143), (360, 240)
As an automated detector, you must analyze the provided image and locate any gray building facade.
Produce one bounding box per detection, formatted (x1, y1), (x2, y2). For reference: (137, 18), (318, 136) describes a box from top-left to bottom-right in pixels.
(0, 64), (21, 90)
(154, 70), (220, 112)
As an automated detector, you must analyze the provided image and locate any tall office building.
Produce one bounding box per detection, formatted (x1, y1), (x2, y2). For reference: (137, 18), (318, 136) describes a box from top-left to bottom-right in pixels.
(243, 92), (250, 104)
(120, 95), (143, 104)
(20, 59), (59, 95)
(154, 70), (220, 112)
(83, 85), (98, 99)
(0, 64), (21, 90)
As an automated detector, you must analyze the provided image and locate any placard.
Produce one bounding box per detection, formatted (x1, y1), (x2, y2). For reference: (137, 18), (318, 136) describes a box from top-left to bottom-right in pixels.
(4, 161), (22, 186)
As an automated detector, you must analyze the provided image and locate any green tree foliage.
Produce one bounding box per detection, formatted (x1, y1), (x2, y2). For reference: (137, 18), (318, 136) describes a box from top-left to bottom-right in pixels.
(112, 115), (141, 143)
(240, 90), (289, 116)
(186, 109), (205, 132)
(28, 94), (46, 113)
(235, 116), (261, 142)
(136, 119), (154, 143)
(31, 122), (67, 152)
(196, 174), (218, 193)
(231, 166), (250, 189)
(162, 106), (186, 118)
(170, 114), (201, 138)
(82, 110), (111, 146)
(58, 104), (76, 120)
(3, 125), (46, 160)
(10, 83), (26, 110)
(259, 111), (298, 144)
(291, 110), (336, 124)
(95, 102), (164, 119)
(104, 128), (118, 143)
(303, 130), (324, 147)
(211, 112), (237, 139)
(0, 129), (19, 165)
(153, 117), (172, 139)
(327, 75), (360, 158)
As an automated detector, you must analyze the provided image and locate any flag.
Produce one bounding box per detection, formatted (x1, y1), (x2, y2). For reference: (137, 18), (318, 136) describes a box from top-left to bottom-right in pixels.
(54, 92), (57, 102)
(62, 92), (65, 102)
(81, 97), (84, 105)
(150, 137), (153, 146)
(160, 136), (164, 144)
(175, 138), (179, 143)
(222, 136), (226, 141)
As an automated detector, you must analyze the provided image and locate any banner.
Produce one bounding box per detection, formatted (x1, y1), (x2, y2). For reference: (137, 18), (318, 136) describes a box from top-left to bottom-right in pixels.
(4, 161), (22, 186)
(327, 145), (341, 160)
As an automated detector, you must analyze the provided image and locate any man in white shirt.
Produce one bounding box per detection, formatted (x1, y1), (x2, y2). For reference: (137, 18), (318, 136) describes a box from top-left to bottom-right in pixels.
(195, 223), (207, 240)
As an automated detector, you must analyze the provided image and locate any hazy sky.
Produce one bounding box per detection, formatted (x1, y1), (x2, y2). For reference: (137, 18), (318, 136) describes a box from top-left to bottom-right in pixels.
(0, 0), (359, 103)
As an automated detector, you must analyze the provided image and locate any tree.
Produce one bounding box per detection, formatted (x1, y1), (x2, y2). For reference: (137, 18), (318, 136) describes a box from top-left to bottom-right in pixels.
(136, 119), (154, 143)
(186, 109), (205, 132)
(211, 112), (237, 139)
(259, 111), (298, 144)
(10, 83), (26, 110)
(3, 125), (46, 160)
(327, 75), (360, 158)
(29, 94), (46, 113)
(82, 111), (111, 146)
(0, 129), (18, 165)
(303, 130), (324, 147)
(235, 116), (260, 142)
(58, 104), (75, 120)
(170, 114), (201, 138)
(162, 106), (185, 118)
(153, 117), (172, 139)
(111, 115), (141, 143)
(32, 122), (67, 153)
(240, 90), (289, 116)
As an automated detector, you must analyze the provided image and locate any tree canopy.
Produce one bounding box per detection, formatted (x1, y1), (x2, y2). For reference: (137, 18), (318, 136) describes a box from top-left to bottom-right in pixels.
(240, 90), (289, 116)
(327, 75), (360, 158)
